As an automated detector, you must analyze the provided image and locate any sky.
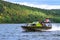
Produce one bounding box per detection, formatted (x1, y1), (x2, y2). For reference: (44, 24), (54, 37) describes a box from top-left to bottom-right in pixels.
(4, 0), (60, 9)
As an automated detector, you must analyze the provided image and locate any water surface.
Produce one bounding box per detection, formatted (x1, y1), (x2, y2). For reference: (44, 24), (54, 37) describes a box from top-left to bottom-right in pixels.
(0, 23), (60, 40)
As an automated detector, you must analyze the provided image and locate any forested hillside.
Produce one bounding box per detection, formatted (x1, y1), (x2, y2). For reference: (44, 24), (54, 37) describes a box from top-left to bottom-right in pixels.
(0, 0), (60, 23)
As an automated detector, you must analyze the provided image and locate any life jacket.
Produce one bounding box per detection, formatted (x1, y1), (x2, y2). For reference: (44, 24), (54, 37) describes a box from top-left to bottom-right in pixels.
(36, 22), (42, 27)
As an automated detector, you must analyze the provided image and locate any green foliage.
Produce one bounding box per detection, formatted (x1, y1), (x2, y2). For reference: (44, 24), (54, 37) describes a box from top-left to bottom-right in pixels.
(0, 1), (60, 23)
(0, 2), (4, 13)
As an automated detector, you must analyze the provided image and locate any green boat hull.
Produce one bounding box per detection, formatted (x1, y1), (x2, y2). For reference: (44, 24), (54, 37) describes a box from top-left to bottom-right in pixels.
(21, 26), (52, 31)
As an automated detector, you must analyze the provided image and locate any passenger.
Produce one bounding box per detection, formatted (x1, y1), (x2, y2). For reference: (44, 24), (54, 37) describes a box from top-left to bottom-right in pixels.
(42, 18), (51, 27)
(44, 18), (51, 23)
(36, 22), (42, 27)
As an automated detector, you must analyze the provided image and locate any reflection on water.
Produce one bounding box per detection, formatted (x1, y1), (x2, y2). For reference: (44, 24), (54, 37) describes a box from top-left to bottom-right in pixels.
(0, 23), (60, 40)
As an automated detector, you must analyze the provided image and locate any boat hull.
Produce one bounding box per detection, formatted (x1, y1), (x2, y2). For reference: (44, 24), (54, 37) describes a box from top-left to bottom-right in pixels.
(21, 26), (52, 31)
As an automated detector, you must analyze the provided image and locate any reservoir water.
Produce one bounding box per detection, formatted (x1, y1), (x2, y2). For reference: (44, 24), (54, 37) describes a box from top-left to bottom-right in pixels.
(0, 23), (60, 40)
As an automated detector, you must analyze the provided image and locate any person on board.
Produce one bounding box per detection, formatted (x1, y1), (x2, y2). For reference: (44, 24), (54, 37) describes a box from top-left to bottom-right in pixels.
(36, 22), (42, 27)
(42, 18), (51, 27)
(32, 21), (42, 27)
(44, 18), (51, 27)
(44, 18), (51, 23)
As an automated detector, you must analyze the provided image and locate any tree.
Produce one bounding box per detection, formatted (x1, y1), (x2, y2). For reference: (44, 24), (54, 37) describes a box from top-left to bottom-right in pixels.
(0, 3), (4, 13)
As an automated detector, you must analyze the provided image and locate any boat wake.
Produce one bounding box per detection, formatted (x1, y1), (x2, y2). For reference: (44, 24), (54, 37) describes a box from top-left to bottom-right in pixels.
(46, 24), (60, 31)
